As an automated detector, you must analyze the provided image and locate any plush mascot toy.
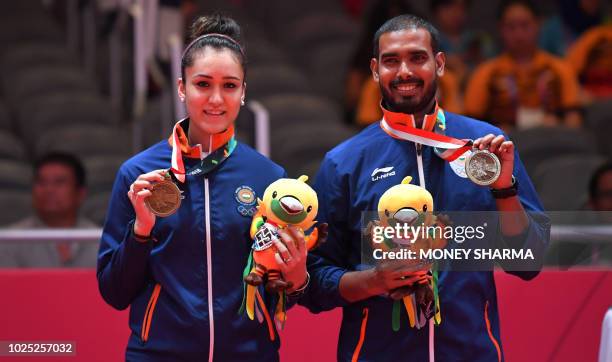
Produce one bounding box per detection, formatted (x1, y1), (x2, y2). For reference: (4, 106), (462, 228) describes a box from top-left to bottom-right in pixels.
(374, 176), (448, 331)
(240, 175), (324, 339)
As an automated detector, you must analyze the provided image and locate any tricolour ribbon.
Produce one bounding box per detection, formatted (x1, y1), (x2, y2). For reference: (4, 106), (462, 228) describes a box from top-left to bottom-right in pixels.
(380, 109), (472, 162)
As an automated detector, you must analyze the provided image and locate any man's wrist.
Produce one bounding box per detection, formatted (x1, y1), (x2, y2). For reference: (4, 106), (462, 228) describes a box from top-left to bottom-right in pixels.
(491, 176), (518, 199)
(365, 268), (385, 296)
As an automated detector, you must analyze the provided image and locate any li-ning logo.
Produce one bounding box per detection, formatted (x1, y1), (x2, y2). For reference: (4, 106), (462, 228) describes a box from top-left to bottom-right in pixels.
(371, 166), (396, 181)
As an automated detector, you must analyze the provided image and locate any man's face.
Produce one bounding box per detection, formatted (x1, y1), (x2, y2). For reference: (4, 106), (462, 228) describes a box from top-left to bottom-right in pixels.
(371, 28), (444, 115)
(33, 163), (84, 218)
(499, 4), (539, 56)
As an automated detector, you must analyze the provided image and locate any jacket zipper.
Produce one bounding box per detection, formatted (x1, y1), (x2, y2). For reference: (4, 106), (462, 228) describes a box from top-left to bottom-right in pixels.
(485, 301), (502, 362)
(415, 143), (425, 188)
(414, 122), (432, 361)
(204, 177), (215, 362)
(351, 308), (369, 362)
(141, 283), (162, 343)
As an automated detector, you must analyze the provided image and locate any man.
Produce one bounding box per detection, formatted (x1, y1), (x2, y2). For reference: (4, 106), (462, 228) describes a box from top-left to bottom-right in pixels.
(464, 0), (581, 131)
(0, 152), (98, 267)
(299, 14), (550, 361)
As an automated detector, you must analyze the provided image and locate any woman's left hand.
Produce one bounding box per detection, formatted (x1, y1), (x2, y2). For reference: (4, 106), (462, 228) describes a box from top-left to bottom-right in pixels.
(274, 225), (308, 293)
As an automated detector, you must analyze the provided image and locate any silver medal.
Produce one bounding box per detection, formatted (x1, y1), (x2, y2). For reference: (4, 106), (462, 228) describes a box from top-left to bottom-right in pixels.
(465, 150), (501, 186)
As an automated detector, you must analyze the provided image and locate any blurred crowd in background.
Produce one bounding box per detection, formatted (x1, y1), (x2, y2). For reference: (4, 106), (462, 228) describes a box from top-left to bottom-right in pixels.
(0, 0), (610, 268)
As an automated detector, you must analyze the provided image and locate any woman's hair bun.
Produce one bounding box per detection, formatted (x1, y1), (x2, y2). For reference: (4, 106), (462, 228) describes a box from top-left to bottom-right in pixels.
(189, 14), (242, 46)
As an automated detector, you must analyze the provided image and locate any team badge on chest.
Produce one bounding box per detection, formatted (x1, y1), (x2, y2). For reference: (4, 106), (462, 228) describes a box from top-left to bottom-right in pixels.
(235, 185), (257, 217)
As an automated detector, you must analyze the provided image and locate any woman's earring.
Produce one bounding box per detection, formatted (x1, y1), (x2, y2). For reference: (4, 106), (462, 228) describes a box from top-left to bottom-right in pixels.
(180, 97), (185, 103)
(240, 97), (245, 106)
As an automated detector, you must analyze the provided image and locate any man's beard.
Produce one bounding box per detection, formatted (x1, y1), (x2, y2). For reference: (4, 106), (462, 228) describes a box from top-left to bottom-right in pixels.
(380, 77), (438, 115)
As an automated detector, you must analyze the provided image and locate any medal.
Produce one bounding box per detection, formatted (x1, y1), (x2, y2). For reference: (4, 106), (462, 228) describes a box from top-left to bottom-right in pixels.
(145, 172), (182, 217)
(380, 108), (503, 187)
(465, 149), (501, 186)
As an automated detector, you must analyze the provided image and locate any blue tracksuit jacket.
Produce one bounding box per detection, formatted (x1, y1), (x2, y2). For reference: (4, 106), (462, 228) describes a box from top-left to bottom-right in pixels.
(97, 137), (286, 361)
(300, 112), (550, 362)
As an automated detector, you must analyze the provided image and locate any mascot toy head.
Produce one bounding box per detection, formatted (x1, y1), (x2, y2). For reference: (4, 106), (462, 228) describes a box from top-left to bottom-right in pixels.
(259, 175), (318, 230)
(377, 176), (434, 227)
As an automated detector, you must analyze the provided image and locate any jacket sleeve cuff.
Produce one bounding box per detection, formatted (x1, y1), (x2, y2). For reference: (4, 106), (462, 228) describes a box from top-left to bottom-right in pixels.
(125, 220), (156, 252)
(298, 266), (350, 312)
(501, 213), (551, 280)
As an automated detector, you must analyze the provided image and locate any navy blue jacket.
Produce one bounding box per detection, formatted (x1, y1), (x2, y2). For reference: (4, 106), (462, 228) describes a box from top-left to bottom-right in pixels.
(98, 138), (285, 361)
(300, 112), (550, 362)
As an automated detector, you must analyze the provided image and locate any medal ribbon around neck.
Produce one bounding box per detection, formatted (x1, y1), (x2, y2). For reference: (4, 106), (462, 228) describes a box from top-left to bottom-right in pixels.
(380, 108), (472, 162)
(170, 120), (237, 182)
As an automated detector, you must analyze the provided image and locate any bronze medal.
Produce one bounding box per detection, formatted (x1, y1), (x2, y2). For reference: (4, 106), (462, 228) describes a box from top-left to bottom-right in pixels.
(145, 175), (181, 217)
(465, 149), (501, 186)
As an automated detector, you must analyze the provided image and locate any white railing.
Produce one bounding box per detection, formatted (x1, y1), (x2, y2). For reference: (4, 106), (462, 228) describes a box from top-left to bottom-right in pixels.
(0, 229), (101, 243)
(552, 225), (612, 242)
(0, 225), (610, 244)
(248, 100), (271, 157)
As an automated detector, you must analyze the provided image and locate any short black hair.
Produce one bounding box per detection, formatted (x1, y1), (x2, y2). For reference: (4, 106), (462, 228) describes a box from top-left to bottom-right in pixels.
(34, 152), (86, 188)
(589, 161), (612, 200)
(497, 0), (540, 20)
(373, 14), (441, 58)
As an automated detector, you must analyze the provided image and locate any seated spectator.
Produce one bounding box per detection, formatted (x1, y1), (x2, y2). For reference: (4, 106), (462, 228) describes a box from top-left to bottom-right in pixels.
(431, 0), (495, 88)
(566, 25), (612, 100)
(539, 0), (604, 56)
(0, 152), (98, 268)
(464, 0), (582, 131)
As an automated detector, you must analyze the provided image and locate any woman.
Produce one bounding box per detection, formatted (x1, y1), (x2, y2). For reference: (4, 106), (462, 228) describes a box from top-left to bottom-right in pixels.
(98, 15), (308, 361)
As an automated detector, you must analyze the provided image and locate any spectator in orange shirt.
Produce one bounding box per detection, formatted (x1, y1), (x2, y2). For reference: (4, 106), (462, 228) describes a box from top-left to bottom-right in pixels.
(464, 0), (582, 131)
(538, 0), (604, 56)
(566, 25), (612, 100)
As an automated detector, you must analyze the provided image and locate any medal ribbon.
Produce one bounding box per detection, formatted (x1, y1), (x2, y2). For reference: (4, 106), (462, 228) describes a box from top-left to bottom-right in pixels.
(380, 107), (472, 162)
(170, 119), (237, 182)
(184, 137), (237, 177)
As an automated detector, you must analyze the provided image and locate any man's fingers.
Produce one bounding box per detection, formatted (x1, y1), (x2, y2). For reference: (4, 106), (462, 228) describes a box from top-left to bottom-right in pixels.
(499, 141), (514, 155)
(489, 135), (506, 153)
(474, 134), (495, 150)
(397, 274), (426, 285)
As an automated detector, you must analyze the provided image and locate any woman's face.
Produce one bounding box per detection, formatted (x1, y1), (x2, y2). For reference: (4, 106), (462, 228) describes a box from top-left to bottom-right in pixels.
(178, 47), (245, 136)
